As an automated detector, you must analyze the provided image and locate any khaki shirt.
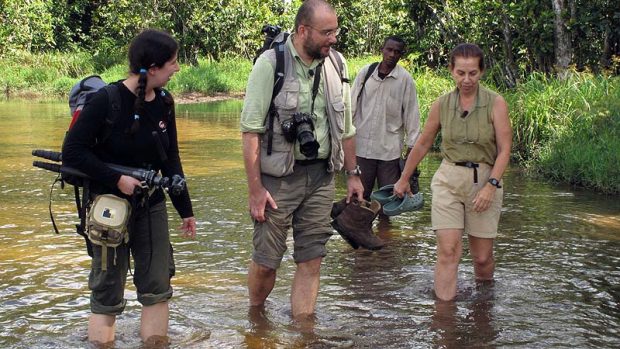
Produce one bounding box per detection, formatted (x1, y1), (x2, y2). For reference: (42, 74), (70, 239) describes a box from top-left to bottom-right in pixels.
(240, 36), (354, 160)
(351, 64), (420, 161)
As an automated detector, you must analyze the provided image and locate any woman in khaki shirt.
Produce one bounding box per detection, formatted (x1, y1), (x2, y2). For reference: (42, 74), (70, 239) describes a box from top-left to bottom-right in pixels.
(394, 43), (512, 301)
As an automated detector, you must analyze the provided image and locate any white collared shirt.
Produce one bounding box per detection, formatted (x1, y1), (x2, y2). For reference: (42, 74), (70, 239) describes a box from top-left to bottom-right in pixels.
(351, 64), (420, 161)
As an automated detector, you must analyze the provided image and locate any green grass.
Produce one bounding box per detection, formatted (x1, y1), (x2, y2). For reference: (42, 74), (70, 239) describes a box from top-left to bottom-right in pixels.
(1, 51), (618, 193)
(167, 57), (253, 94)
(523, 74), (620, 193)
(0, 50), (253, 99)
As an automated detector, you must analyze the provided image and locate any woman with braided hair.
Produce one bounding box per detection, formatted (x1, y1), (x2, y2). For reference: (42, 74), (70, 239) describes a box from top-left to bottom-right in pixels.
(63, 29), (196, 346)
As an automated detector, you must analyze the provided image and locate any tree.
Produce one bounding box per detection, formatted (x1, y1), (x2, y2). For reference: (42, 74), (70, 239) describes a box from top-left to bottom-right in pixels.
(551, 0), (573, 78)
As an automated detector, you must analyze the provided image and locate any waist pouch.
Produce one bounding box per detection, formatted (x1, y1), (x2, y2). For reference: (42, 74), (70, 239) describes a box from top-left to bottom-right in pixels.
(87, 194), (131, 271)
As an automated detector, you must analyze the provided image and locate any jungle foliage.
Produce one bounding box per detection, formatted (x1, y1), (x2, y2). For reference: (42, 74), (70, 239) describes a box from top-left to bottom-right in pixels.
(1, 0), (618, 193)
(1, 0), (618, 84)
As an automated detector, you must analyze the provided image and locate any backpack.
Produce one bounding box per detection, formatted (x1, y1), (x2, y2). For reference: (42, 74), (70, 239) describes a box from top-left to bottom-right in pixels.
(253, 25), (290, 64)
(68, 75), (122, 147)
(36, 76), (174, 256)
(52, 75), (122, 256)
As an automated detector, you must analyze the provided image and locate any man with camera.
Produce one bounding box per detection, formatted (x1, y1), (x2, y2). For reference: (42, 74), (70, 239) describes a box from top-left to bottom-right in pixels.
(351, 36), (421, 208)
(240, 0), (363, 318)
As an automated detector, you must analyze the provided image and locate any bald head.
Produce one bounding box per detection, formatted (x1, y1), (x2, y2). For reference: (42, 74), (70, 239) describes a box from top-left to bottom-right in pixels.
(294, 0), (336, 31)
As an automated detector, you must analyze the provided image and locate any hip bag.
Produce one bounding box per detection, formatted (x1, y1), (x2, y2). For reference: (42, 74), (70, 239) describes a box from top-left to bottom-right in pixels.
(87, 194), (131, 271)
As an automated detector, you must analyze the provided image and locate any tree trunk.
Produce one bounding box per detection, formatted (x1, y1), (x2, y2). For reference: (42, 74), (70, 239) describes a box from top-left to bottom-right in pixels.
(551, 0), (572, 79)
(501, 8), (518, 88)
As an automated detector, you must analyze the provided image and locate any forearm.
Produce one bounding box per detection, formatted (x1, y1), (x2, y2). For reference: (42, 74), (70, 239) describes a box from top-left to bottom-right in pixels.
(489, 148), (510, 181)
(342, 136), (357, 171)
(242, 132), (264, 193)
(401, 144), (428, 180)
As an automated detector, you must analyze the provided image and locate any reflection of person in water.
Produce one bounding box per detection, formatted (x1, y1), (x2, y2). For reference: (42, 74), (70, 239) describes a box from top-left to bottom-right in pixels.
(431, 293), (498, 348)
(245, 306), (319, 349)
(245, 306), (277, 349)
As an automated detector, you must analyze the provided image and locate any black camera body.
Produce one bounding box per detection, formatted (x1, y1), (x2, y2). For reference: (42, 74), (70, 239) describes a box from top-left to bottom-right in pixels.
(281, 112), (320, 159)
(261, 24), (282, 39)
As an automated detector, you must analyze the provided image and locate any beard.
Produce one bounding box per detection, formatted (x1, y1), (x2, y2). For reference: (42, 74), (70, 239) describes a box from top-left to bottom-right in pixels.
(304, 38), (329, 59)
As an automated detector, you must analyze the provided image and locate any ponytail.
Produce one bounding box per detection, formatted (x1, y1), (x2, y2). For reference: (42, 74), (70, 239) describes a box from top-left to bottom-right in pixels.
(129, 68), (148, 134)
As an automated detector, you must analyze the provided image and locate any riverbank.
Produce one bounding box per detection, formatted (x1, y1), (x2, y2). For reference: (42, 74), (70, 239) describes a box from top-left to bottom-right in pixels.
(172, 91), (246, 104)
(2, 89), (245, 105)
(1, 52), (618, 194)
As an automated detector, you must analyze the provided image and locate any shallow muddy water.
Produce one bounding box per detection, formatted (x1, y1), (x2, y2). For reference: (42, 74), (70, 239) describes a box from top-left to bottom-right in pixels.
(0, 100), (618, 348)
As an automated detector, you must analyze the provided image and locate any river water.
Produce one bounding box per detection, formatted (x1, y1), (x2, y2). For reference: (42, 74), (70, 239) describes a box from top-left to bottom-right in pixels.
(0, 100), (618, 348)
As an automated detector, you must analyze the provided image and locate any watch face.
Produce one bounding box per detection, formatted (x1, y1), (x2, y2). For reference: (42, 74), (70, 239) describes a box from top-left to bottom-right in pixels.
(347, 166), (361, 176)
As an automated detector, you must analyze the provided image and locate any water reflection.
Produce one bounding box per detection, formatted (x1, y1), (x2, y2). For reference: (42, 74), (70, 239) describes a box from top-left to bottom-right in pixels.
(431, 282), (498, 349)
(1, 100), (619, 348)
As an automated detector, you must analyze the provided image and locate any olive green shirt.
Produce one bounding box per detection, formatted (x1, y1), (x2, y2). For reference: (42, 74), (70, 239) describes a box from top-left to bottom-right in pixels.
(439, 85), (499, 165)
(240, 36), (354, 160)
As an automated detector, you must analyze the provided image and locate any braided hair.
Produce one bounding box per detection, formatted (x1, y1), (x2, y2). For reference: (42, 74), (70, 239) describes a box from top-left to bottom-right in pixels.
(127, 29), (178, 134)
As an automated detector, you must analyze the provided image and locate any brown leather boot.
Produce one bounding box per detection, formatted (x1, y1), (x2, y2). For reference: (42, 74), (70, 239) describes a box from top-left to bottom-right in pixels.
(331, 199), (384, 250)
(330, 197), (348, 219)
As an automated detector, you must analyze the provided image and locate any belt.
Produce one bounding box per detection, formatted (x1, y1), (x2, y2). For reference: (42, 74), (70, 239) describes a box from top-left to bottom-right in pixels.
(295, 158), (327, 166)
(454, 161), (479, 184)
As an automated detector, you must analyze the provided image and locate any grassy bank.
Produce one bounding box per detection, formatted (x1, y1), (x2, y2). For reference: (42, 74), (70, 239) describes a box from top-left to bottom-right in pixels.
(510, 73), (620, 193)
(1, 51), (618, 193)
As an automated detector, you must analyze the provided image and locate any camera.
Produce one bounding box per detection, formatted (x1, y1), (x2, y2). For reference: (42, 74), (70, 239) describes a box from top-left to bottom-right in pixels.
(281, 112), (320, 159)
(261, 25), (282, 39)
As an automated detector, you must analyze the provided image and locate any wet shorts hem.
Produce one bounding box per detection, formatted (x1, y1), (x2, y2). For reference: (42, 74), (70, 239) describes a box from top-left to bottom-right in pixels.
(252, 252), (282, 270)
(90, 297), (127, 315)
(293, 245), (327, 264)
(138, 286), (173, 306)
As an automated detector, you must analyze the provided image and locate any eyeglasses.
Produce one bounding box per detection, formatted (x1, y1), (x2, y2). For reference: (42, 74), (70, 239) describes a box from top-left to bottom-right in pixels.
(304, 25), (341, 38)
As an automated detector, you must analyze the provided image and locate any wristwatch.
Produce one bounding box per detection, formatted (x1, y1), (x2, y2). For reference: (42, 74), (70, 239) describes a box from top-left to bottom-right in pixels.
(345, 165), (362, 176)
(488, 178), (502, 188)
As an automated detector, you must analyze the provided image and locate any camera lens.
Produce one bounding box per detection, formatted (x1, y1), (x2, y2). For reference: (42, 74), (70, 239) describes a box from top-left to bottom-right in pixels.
(297, 123), (319, 159)
(298, 135), (319, 159)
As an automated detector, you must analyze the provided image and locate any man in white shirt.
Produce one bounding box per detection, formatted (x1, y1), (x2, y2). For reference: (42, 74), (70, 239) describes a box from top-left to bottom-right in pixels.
(351, 36), (421, 206)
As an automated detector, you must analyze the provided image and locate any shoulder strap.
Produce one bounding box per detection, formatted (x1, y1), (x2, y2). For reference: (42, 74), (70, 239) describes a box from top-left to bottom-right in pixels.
(357, 62), (379, 101)
(266, 43), (286, 155)
(328, 49), (349, 83)
(273, 43), (286, 102)
(100, 84), (121, 143)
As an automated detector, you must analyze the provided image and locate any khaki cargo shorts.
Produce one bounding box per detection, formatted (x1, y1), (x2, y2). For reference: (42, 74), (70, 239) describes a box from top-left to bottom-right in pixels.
(430, 159), (503, 238)
(253, 161), (335, 270)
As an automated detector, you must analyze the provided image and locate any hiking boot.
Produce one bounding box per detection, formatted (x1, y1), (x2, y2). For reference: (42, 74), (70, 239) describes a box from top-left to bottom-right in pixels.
(331, 199), (384, 250)
(330, 197), (348, 219)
